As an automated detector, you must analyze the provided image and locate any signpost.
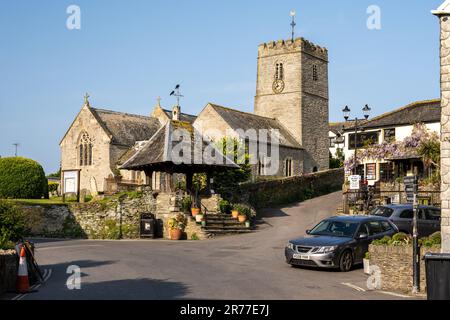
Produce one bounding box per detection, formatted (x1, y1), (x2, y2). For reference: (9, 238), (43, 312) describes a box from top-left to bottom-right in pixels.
(404, 175), (420, 293)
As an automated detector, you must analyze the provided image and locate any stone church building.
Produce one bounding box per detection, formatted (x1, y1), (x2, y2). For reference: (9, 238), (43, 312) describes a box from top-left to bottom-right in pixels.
(60, 37), (329, 195)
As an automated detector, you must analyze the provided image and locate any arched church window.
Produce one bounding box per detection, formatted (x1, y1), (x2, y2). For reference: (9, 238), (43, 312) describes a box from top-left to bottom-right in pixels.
(78, 132), (93, 166)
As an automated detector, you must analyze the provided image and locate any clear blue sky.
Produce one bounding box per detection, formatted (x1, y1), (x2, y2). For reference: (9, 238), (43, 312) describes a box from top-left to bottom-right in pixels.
(0, 0), (444, 173)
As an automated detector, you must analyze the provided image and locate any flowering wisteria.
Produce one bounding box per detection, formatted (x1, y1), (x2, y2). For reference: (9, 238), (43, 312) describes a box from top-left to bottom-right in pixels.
(344, 123), (440, 172)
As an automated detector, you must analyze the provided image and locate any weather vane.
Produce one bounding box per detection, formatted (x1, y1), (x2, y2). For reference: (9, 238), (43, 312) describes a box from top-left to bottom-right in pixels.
(290, 10), (296, 42)
(170, 84), (183, 106)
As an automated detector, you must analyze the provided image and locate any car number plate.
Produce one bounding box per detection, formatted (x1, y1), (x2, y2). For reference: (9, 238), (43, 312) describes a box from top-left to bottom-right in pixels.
(293, 254), (310, 260)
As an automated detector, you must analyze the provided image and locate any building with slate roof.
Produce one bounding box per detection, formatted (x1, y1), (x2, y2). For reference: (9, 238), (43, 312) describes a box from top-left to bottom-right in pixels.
(59, 36), (331, 195)
(340, 99), (441, 185)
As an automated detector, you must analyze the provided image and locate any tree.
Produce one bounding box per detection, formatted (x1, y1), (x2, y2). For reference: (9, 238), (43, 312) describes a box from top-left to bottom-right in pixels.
(0, 157), (49, 199)
(213, 137), (252, 199)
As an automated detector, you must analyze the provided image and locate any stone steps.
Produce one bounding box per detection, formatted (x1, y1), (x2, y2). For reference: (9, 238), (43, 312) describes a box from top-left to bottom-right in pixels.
(202, 214), (253, 235)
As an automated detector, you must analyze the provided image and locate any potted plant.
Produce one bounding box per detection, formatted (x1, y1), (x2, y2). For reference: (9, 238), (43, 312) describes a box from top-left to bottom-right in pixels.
(363, 252), (370, 275)
(231, 204), (240, 219)
(168, 213), (187, 240)
(191, 206), (200, 217)
(195, 213), (205, 223)
(239, 205), (252, 223)
(181, 196), (192, 214)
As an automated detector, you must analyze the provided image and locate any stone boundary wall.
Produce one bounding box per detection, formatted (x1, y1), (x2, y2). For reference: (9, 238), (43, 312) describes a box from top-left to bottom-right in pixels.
(0, 250), (17, 295)
(369, 244), (440, 294)
(234, 168), (344, 208)
(21, 190), (206, 240)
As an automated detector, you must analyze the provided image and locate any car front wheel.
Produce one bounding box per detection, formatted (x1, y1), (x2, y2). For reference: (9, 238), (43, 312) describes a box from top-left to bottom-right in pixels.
(339, 250), (353, 272)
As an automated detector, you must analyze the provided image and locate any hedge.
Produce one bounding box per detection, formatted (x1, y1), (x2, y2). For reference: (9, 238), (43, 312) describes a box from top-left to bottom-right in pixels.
(0, 200), (27, 249)
(0, 157), (48, 199)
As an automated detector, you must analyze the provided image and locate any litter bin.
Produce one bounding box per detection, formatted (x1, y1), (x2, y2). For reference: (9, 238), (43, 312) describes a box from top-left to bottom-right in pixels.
(140, 213), (156, 239)
(425, 253), (450, 300)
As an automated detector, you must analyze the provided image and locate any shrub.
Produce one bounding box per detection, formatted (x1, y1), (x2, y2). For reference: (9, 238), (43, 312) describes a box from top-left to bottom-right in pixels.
(48, 181), (59, 193)
(0, 200), (27, 249)
(391, 232), (411, 245)
(0, 157), (48, 199)
(372, 235), (392, 246)
(219, 200), (231, 214)
(191, 233), (200, 240)
(420, 232), (441, 248)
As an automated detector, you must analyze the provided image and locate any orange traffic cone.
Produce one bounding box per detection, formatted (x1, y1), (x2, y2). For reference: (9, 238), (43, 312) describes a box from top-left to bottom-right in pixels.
(16, 246), (29, 294)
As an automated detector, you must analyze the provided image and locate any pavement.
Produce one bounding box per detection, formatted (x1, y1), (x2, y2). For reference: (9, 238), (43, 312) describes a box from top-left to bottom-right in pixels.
(2, 192), (418, 300)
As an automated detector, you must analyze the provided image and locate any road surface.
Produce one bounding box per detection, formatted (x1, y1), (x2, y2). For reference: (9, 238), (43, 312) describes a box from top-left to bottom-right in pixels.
(3, 192), (411, 300)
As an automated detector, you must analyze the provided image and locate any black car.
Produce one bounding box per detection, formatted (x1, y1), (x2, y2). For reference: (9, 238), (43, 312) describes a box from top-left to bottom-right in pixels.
(369, 204), (441, 237)
(285, 216), (398, 272)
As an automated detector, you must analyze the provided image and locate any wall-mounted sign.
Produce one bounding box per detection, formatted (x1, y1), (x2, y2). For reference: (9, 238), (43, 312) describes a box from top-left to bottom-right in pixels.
(349, 175), (361, 190)
(366, 163), (376, 180)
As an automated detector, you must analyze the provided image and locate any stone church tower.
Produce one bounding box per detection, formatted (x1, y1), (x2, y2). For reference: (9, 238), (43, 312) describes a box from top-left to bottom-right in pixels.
(254, 38), (329, 172)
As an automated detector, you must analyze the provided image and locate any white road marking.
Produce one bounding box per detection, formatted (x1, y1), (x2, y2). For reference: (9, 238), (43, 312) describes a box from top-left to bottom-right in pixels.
(341, 282), (366, 292)
(11, 268), (52, 301)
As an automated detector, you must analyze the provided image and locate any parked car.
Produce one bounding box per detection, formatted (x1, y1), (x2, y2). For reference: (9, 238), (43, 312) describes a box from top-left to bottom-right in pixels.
(285, 216), (398, 272)
(369, 204), (441, 237)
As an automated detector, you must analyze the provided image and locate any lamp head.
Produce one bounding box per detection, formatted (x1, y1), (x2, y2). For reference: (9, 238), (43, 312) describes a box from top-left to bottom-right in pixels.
(342, 105), (351, 121)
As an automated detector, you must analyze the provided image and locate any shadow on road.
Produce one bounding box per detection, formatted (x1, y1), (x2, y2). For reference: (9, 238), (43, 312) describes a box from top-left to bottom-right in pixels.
(77, 278), (190, 300)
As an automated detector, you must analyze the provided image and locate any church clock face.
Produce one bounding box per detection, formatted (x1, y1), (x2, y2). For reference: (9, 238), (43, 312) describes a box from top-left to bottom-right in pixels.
(272, 79), (285, 94)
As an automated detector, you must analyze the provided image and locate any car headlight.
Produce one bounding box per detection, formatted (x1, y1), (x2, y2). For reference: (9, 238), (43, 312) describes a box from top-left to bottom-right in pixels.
(314, 246), (338, 254)
(287, 243), (295, 250)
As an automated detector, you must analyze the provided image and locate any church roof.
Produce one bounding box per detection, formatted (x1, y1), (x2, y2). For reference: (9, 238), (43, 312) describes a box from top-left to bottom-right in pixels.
(162, 108), (197, 123)
(208, 103), (303, 149)
(344, 99), (441, 131)
(120, 120), (239, 172)
(90, 108), (162, 147)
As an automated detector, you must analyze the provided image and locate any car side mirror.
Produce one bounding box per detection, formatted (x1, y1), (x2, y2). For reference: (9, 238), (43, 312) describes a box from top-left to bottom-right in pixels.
(358, 233), (368, 240)
(306, 229), (311, 235)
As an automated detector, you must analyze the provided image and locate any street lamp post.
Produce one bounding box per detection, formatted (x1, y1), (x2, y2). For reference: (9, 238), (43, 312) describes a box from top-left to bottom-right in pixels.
(343, 105), (371, 175)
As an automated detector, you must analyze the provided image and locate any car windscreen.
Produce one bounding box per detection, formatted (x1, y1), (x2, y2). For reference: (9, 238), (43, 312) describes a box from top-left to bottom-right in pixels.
(369, 206), (394, 218)
(309, 220), (359, 238)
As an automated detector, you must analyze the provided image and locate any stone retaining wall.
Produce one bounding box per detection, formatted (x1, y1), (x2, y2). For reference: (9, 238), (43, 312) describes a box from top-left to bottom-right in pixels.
(21, 190), (206, 240)
(369, 244), (441, 294)
(233, 168), (344, 208)
(0, 250), (17, 295)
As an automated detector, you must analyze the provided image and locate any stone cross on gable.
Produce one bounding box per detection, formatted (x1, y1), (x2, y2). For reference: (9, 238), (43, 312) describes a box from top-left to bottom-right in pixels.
(84, 93), (90, 107)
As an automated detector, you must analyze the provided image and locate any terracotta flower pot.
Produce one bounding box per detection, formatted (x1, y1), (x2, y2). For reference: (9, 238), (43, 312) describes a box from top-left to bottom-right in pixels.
(231, 210), (239, 219)
(170, 229), (183, 240)
(238, 215), (247, 223)
(191, 207), (200, 217)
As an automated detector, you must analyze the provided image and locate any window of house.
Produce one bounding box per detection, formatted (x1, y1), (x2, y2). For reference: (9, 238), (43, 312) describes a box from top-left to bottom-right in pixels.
(379, 163), (394, 182)
(285, 158), (293, 177)
(384, 128), (396, 143)
(348, 131), (379, 150)
(78, 132), (93, 166)
(313, 65), (318, 81)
